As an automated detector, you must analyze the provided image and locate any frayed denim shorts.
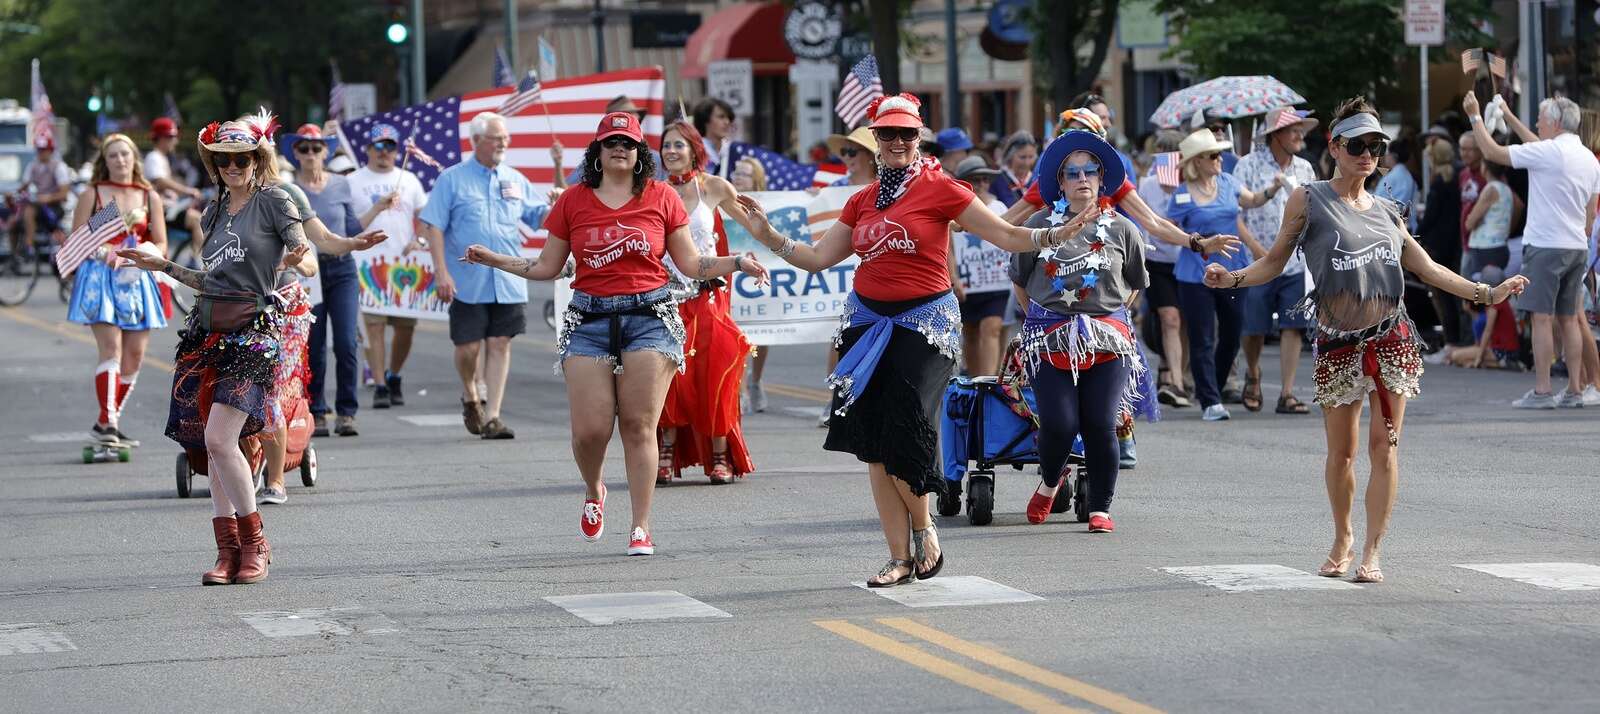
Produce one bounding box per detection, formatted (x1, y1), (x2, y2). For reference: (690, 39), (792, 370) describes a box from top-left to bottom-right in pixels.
(555, 286), (686, 374)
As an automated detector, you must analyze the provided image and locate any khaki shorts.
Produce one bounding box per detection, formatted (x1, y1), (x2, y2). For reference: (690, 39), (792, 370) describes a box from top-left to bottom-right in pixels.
(363, 313), (418, 328)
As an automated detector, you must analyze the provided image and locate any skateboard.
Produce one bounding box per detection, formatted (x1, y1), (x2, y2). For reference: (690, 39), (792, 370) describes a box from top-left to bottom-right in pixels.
(83, 437), (135, 463)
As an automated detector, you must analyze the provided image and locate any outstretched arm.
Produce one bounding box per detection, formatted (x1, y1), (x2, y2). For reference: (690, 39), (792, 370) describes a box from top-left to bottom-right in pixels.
(112, 249), (207, 290)
(463, 236), (573, 281)
(1401, 231), (1527, 303)
(1202, 186), (1307, 290)
(956, 197), (1095, 253)
(665, 225), (769, 284)
(733, 194), (856, 272)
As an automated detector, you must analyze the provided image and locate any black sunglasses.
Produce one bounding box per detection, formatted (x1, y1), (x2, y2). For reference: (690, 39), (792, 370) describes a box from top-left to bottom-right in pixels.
(370, 141), (398, 152)
(1342, 136), (1389, 158)
(839, 147), (861, 158)
(294, 143), (325, 155)
(601, 136), (637, 150)
(212, 153), (254, 169)
(874, 127), (920, 143)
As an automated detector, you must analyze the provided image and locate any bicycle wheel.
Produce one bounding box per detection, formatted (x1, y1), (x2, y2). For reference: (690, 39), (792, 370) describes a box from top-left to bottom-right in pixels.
(168, 238), (199, 315)
(0, 237), (41, 306)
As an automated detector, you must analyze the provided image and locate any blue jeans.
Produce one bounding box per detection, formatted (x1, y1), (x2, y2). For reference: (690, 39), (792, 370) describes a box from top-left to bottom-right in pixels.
(309, 255), (361, 417)
(560, 286), (684, 372)
(1177, 281), (1243, 409)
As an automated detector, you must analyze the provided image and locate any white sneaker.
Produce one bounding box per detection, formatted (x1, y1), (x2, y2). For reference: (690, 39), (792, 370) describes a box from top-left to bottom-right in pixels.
(749, 382), (769, 413)
(1583, 385), (1600, 407)
(1202, 404), (1231, 421)
(1423, 348), (1451, 366)
(1554, 388), (1584, 409)
(1512, 389), (1557, 409)
(258, 487), (288, 505)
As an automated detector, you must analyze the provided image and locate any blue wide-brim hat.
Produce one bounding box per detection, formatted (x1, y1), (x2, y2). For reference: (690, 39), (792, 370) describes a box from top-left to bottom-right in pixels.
(1036, 130), (1127, 206)
(279, 123), (340, 168)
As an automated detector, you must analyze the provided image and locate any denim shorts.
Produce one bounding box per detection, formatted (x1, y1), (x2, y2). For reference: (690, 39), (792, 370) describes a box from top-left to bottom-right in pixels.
(556, 286), (685, 374)
(1243, 271), (1311, 335)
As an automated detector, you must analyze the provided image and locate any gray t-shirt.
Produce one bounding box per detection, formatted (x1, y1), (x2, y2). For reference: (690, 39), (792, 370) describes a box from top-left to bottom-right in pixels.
(1010, 208), (1148, 316)
(1291, 181), (1409, 332)
(200, 186), (307, 295)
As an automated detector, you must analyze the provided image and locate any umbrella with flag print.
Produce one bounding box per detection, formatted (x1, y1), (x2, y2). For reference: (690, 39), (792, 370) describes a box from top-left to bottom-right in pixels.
(1148, 76), (1306, 129)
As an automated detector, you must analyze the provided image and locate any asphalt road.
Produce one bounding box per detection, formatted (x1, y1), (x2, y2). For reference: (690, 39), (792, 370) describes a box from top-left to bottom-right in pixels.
(3, 289), (1599, 713)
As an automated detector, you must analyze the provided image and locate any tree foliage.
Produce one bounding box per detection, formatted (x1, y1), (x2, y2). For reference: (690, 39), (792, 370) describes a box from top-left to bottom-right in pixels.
(0, 0), (392, 146)
(1153, 0), (1494, 118)
(1027, 0), (1120, 112)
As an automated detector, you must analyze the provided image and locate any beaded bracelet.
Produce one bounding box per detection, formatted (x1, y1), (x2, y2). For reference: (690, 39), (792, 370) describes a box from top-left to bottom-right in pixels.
(774, 239), (798, 258)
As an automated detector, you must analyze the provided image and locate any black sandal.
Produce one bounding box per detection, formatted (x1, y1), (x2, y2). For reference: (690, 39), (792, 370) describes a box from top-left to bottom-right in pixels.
(1243, 373), (1264, 412)
(1276, 394), (1310, 414)
(912, 525), (944, 580)
(866, 559), (916, 588)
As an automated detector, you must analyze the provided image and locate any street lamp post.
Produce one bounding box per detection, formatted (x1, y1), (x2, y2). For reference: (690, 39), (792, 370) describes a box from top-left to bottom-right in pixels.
(412, 0), (425, 104)
(944, 0), (960, 131)
(592, 0), (606, 73)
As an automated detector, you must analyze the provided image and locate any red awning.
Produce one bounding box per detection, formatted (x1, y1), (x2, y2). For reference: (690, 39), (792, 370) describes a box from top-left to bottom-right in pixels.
(680, 2), (796, 78)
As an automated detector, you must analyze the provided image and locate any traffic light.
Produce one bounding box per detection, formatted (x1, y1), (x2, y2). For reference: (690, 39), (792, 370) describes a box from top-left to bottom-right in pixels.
(86, 93), (102, 113)
(386, 21), (408, 44)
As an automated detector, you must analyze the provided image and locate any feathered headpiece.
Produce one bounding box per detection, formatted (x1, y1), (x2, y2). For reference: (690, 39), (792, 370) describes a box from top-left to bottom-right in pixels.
(199, 107), (279, 153)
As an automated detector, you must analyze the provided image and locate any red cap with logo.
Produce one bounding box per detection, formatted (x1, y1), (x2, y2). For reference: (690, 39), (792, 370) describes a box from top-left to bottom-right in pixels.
(150, 117), (179, 139)
(595, 111), (644, 144)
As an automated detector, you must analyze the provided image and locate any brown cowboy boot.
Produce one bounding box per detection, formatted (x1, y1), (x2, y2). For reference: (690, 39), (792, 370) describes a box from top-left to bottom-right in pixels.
(233, 511), (272, 584)
(201, 516), (240, 586)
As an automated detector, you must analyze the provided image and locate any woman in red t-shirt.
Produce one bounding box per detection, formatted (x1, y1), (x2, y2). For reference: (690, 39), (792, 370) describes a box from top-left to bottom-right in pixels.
(463, 112), (768, 557)
(737, 93), (1101, 587)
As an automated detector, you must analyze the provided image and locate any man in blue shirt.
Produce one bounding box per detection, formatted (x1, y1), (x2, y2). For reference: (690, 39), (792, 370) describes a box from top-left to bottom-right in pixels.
(420, 112), (551, 440)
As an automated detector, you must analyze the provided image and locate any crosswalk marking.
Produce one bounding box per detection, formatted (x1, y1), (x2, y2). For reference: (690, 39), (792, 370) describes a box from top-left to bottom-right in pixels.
(544, 591), (732, 625)
(27, 432), (91, 443)
(396, 414), (468, 427)
(853, 575), (1045, 608)
(1454, 562), (1600, 591)
(0, 623), (77, 655)
(1160, 564), (1362, 591)
(239, 607), (400, 638)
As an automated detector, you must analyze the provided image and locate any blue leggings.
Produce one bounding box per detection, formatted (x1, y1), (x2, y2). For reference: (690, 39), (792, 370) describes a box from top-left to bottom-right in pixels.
(1032, 357), (1128, 513)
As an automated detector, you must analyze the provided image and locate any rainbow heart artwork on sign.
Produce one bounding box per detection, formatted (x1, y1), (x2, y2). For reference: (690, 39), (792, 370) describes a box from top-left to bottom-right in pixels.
(356, 254), (446, 319)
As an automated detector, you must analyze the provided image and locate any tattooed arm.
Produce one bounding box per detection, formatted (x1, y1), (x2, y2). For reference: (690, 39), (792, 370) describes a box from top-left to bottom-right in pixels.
(461, 237), (572, 281)
(159, 259), (207, 289)
(665, 225), (768, 284)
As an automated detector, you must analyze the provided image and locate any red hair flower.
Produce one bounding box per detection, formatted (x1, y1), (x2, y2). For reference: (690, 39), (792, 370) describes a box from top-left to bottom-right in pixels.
(199, 121), (220, 145)
(1097, 196), (1114, 210)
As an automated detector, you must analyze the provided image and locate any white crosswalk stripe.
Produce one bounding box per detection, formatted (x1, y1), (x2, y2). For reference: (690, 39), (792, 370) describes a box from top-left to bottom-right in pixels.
(545, 591), (733, 625)
(0, 623), (77, 655)
(853, 575), (1045, 608)
(1454, 563), (1600, 591)
(396, 414), (469, 427)
(239, 607), (400, 638)
(1161, 564), (1363, 591)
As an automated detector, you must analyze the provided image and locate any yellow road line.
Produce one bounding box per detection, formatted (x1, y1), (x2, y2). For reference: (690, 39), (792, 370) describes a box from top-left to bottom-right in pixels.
(879, 618), (1165, 714)
(764, 382), (832, 403)
(813, 620), (1085, 714)
(0, 307), (175, 373)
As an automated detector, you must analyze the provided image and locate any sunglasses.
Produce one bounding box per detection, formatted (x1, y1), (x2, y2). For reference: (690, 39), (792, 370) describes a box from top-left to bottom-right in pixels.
(1342, 136), (1389, 158)
(601, 136), (637, 150)
(295, 143), (325, 155)
(1203, 152), (1223, 161)
(371, 141), (398, 152)
(839, 147), (861, 158)
(1061, 162), (1101, 181)
(874, 127), (920, 143)
(212, 153), (254, 169)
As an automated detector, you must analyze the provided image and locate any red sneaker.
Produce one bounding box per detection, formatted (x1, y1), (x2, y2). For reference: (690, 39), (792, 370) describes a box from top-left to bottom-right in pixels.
(1025, 483), (1057, 524)
(580, 484), (606, 542)
(1087, 513), (1115, 533)
(627, 527), (655, 556)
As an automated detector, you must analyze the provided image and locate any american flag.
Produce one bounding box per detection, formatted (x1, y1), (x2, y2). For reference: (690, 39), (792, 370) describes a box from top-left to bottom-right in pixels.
(1489, 53), (1507, 79)
(328, 60), (347, 121)
(163, 91), (183, 124)
(29, 59), (53, 146)
(341, 67), (665, 253)
(55, 201), (122, 278)
(493, 45), (515, 88)
(1461, 48), (1482, 75)
(498, 71), (543, 117)
(836, 55), (883, 128)
(1151, 152), (1180, 188)
(403, 133), (442, 171)
(729, 143), (843, 190)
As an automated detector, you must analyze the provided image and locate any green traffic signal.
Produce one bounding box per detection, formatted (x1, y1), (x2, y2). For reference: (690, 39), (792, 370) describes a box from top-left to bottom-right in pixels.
(386, 22), (408, 44)
(86, 95), (102, 112)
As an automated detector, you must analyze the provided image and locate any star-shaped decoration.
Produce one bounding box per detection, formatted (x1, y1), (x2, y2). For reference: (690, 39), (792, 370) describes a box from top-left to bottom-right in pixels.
(1048, 212), (1067, 226)
(1076, 287), (1091, 301)
(1088, 240), (1105, 252)
(1039, 246), (1060, 261)
(1060, 288), (1080, 305)
(1095, 225), (1109, 239)
(1084, 253), (1108, 271)
(1052, 197), (1071, 215)
(1081, 272), (1100, 289)
(1044, 262), (1059, 277)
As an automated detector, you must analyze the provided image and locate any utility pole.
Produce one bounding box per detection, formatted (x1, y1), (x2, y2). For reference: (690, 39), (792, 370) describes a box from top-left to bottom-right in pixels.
(411, 0), (426, 103)
(505, 0), (519, 75)
(944, 0), (960, 130)
(593, 0), (606, 73)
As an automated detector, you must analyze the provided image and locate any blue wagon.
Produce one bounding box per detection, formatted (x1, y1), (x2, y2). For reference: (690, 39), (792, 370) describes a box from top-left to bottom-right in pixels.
(940, 375), (1087, 525)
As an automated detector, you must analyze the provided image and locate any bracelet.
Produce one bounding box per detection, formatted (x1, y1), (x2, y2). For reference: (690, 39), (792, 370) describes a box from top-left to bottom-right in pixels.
(1031, 227), (1047, 250)
(734, 254), (746, 272)
(1229, 271), (1244, 289)
(1474, 282), (1490, 305)
(774, 238), (797, 258)
(1470, 115), (1483, 124)
(1188, 233), (1204, 253)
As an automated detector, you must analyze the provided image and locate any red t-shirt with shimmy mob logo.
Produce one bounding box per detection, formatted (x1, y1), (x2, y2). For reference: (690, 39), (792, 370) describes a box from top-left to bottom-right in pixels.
(544, 181), (689, 297)
(839, 170), (976, 301)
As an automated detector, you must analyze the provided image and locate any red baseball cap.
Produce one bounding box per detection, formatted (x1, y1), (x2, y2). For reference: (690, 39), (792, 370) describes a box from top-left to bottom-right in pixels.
(150, 117), (179, 139)
(595, 111), (644, 144)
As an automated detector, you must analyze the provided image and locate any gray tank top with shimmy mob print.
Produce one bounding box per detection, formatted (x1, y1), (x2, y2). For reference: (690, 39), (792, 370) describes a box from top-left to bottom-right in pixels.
(1290, 181), (1411, 336)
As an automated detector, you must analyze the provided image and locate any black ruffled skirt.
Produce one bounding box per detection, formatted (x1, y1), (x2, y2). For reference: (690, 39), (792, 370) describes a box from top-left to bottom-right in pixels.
(823, 292), (955, 496)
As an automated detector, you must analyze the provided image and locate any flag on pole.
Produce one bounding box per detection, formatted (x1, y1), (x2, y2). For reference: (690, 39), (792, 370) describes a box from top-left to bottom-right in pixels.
(538, 36), (559, 81)
(835, 55), (884, 128)
(1152, 152), (1180, 188)
(29, 59), (54, 146)
(163, 92), (184, 124)
(498, 71), (543, 117)
(329, 60), (348, 121)
(1461, 48), (1483, 75)
(1489, 53), (1508, 79)
(403, 132), (443, 171)
(493, 45), (515, 88)
(55, 201), (123, 278)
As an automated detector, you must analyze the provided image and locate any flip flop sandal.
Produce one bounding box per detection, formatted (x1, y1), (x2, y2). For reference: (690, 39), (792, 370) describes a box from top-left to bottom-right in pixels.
(1276, 394), (1310, 414)
(1243, 374), (1264, 412)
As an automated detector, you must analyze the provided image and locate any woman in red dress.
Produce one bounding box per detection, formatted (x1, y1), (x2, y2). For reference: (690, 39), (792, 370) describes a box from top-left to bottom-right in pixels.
(655, 118), (762, 484)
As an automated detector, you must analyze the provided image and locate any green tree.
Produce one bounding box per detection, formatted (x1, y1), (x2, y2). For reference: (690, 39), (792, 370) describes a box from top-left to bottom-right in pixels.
(1028, 0), (1120, 112)
(1153, 0), (1493, 119)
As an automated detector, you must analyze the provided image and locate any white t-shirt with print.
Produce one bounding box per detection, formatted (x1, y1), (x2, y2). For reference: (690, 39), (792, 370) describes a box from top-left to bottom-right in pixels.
(1509, 133), (1600, 251)
(347, 166), (428, 244)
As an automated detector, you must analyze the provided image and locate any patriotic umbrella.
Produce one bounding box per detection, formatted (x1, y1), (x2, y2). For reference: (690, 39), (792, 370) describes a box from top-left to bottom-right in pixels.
(1148, 76), (1306, 129)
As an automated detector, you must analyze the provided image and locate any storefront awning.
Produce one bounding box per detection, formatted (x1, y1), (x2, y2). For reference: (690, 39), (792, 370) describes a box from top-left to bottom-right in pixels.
(680, 2), (795, 79)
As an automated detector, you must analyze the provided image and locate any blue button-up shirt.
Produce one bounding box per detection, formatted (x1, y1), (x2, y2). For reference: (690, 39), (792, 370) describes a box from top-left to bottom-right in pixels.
(419, 158), (550, 304)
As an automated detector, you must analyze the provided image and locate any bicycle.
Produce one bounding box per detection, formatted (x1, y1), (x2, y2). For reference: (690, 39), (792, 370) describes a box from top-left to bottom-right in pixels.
(0, 192), (68, 306)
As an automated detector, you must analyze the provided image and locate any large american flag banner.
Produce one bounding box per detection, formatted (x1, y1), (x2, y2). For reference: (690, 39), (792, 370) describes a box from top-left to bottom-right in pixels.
(341, 67), (666, 252)
(55, 201), (122, 277)
(728, 143), (845, 190)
